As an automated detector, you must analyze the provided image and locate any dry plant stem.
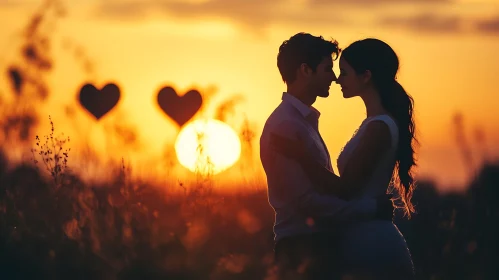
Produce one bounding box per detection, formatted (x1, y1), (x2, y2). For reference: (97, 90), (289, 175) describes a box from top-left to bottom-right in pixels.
(31, 115), (70, 187)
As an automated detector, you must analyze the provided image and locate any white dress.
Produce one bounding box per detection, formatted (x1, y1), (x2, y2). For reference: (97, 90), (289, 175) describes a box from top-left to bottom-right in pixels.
(336, 115), (415, 279)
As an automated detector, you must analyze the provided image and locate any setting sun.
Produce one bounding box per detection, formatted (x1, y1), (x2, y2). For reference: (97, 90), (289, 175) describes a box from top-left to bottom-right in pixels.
(175, 119), (241, 175)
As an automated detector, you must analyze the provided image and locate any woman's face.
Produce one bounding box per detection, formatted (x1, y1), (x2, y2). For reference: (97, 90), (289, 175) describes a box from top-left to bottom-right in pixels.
(336, 56), (367, 99)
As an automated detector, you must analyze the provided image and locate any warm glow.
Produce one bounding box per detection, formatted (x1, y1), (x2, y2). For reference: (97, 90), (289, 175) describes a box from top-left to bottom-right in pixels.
(175, 119), (241, 175)
(1, 0), (498, 189)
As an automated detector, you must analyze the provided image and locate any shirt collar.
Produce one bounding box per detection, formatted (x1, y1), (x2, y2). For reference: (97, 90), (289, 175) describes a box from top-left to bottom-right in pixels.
(281, 92), (321, 120)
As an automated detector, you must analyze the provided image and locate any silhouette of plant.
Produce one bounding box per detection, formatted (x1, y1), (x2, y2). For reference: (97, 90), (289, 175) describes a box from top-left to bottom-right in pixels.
(31, 115), (70, 187)
(1, 0), (66, 144)
(453, 112), (475, 176)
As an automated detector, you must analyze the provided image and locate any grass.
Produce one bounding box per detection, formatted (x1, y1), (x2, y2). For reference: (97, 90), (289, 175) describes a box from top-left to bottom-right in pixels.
(0, 118), (497, 279)
(0, 118), (276, 280)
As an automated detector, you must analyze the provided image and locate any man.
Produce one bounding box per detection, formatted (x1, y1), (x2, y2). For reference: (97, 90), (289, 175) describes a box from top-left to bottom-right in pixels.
(259, 33), (394, 279)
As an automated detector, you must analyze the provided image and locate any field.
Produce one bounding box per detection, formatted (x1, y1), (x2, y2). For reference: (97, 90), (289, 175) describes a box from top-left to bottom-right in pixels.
(0, 133), (498, 279)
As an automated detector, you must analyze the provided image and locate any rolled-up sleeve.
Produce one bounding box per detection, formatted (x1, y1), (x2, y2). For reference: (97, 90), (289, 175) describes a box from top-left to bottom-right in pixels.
(260, 119), (377, 223)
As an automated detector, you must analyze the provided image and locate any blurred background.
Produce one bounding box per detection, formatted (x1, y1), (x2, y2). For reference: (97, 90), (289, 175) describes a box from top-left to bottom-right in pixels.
(0, 0), (498, 279)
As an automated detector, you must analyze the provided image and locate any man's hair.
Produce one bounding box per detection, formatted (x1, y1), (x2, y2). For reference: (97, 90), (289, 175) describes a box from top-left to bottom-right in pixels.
(277, 32), (340, 84)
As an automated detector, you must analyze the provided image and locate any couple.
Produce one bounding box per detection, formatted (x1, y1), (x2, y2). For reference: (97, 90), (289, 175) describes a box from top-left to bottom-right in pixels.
(260, 33), (418, 279)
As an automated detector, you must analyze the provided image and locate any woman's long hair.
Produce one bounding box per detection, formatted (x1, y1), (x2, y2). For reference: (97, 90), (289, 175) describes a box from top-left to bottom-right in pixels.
(342, 38), (418, 218)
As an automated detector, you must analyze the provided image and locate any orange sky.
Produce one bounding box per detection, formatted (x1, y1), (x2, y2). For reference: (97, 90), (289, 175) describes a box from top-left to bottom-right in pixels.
(1, 0), (499, 191)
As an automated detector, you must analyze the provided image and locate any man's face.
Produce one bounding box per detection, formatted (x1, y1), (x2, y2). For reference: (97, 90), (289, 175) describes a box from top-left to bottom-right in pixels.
(307, 56), (337, 98)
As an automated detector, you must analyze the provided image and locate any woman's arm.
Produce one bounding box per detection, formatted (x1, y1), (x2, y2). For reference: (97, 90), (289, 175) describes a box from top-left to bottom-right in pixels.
(333, 121), (393, 198)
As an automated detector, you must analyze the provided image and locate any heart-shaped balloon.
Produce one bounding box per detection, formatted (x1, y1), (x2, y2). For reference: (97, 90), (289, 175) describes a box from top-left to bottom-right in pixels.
(78, 83), (120, 120)
(157, 86), (202, 127)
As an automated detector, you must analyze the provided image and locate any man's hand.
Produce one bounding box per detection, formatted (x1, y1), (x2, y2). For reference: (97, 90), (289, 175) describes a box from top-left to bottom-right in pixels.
(375, 194), (394, 221)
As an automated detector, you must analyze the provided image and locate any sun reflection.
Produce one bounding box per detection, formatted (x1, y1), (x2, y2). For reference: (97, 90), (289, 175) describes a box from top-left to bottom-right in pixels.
(175, 119), (241, 175)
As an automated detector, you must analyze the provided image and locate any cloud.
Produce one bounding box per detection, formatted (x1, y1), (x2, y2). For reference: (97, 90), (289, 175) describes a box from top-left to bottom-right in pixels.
(96, 0), (345, 30)
(311, 0), (452, 6)
(94, 0), (499, 36)
(380, 13), (499, 35)
(474, 16), (499, 34)
(379, 13), (464, 34)
(0, 0), (27, 7)
(97, 0), (352, 32)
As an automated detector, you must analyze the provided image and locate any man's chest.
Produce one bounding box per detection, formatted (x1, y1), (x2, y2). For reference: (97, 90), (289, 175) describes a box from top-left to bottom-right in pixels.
(300, 123), (332, 170)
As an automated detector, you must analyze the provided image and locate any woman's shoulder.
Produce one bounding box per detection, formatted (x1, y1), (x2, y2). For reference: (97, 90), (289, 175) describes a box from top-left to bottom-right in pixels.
(365, 114), (398, 131)
(362, 114), (399, 145)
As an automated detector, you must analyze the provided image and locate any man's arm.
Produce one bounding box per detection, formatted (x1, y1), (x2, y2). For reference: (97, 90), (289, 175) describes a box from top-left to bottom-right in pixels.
(313, 121), (393, 199)
(270, 121), (393, 200)
(261, 120), (377, 223)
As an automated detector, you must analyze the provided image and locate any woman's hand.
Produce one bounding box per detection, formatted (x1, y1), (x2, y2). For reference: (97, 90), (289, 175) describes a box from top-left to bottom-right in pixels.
(269, 133), (306, 159)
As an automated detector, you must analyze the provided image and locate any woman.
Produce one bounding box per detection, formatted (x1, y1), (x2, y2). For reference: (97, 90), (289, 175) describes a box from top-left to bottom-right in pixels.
(271, 38), (418, 279)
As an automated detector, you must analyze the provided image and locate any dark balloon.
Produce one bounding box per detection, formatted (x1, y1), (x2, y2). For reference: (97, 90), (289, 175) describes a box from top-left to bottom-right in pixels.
(78, 83), (120, 120)
(157, 86), (202, 127)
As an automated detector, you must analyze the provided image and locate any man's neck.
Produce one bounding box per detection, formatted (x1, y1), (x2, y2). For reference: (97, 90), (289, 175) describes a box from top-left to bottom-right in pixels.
(286, 89), (315, 107)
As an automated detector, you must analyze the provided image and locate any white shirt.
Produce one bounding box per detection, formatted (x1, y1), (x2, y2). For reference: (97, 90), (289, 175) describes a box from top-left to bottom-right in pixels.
(260, 93), (377, 242)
